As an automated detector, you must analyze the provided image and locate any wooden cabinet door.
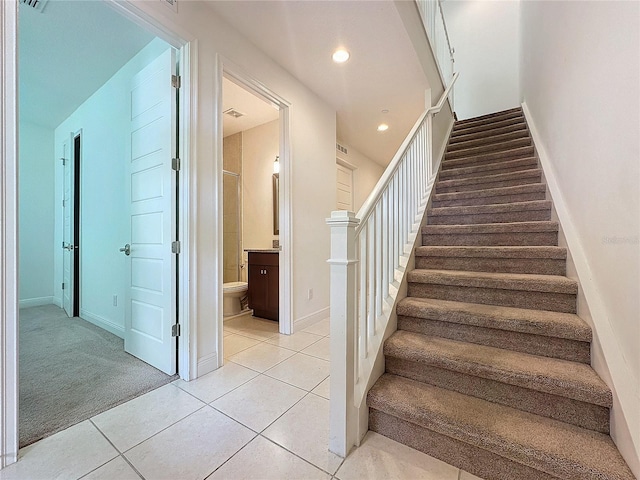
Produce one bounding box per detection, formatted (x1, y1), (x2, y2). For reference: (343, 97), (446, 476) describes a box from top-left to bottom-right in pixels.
(248, 263), (268, 313)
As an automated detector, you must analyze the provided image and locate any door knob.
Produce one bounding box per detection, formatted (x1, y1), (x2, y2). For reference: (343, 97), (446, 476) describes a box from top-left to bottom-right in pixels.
(119, 244), (131, 256)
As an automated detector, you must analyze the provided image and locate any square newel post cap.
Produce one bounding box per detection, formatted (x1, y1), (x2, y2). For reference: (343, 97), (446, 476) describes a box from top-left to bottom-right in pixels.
(326, 210), (360, 227)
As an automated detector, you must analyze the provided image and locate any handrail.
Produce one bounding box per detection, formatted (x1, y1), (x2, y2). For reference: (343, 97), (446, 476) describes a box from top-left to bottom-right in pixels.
(327, 72), (458, 458)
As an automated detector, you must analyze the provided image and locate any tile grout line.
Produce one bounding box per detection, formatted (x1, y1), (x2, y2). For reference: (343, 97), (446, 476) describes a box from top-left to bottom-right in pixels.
(86, 419), (146, 480)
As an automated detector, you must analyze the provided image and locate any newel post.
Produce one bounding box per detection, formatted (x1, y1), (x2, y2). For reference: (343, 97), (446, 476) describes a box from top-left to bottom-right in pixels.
(326, 210), (360, 458)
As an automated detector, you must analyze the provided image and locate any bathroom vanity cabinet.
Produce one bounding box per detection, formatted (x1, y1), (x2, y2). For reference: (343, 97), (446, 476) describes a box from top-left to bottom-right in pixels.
(247, 251), (279, 321)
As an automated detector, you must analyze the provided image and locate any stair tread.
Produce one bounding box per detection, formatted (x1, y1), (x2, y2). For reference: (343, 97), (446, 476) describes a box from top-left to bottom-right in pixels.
(396, 297), (590, 341)
(439, 157), (538, 178)
(451, 117), (528, 138)
(407, 269), (578, 294)
(416, 245), (566, 259)
(446, 138), (532, 160)
(433, 183), (547, 202)
(422, 220), (559, 235)
(449, 121), (527, 145)
(454, 107), (523, 125)
(441, 146), (535, 168)
(437, 168), (541, 188)
(429, 200), (551, 216)
(368, 374), (634, 480)
(385, 331), (609, 406)
(447, 130), (530, 152)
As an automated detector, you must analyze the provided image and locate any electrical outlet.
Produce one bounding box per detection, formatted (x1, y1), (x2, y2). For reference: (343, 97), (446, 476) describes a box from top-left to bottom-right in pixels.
(113, 295), (118, 307)
(307, 288), (313, 300)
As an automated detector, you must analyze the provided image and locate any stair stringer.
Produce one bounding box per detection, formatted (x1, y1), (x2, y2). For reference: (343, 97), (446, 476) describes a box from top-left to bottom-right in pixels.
(522, 101), (640, 476)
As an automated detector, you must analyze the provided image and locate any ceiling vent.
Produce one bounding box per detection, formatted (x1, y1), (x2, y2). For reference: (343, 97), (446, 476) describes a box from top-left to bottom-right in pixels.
(20, 0), (49, 12)
(336, 143), (348, 155)
(224, 108), (245, 119)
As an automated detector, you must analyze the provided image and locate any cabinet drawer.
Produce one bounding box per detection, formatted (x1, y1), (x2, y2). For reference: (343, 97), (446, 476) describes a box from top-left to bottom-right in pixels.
(248, 252), (279, 266)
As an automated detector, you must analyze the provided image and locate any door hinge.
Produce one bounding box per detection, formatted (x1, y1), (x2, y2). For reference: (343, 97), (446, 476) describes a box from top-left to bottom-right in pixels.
(62, 199), (66, 208)
(171, 75), (181, 89)
(171, 241), (181, 254)
(172, 324), (181, 337)
(60, 157), (66, 165)
(172, 157), (181, 171)
(61, 282), (65, 290)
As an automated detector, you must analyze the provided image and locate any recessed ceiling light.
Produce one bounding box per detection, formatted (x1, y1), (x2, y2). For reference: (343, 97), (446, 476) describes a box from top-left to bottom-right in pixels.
(381, 109), (389, 114)
(377, 123), (389, 132)
(332, 49), (350, 64)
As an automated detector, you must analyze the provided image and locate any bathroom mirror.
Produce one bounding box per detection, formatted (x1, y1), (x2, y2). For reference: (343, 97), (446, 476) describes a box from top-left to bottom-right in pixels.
(272, 173), (279, 235)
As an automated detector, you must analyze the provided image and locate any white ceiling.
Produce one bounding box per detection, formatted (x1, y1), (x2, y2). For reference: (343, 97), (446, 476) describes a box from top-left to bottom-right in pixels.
(19, 1), (156, 129)
(207, 1), (429, 166)
(222, 77), (280, 138)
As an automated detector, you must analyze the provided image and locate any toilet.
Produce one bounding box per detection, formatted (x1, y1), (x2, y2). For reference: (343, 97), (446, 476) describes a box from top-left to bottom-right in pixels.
(223, 281), (248, 316)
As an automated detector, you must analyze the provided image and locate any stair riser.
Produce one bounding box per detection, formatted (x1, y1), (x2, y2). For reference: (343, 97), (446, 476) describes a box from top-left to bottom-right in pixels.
(432, 191), (546, 208)
(384, 358), (609, 433)
(439, 160), (539, 180)
(454, 111), (524, 131)
(397, 315), (589, 363)
(442, 147), (535, 170)
(448, 129), (530, 152)
(451, 118), (528, 140)
(422, 231), (558, 247)
(428, 209), (551, 225)
(415, 255), (566, 275)
(407, 282), (577, 313)
(449, 123), (528, 146)
(369, 410), (557, 480)
(436, 175), (542, 194)
(445, 138), (532, 160)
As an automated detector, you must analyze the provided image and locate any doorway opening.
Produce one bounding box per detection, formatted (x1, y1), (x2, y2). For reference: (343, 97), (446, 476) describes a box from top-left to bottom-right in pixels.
(16, 0), (188, 448)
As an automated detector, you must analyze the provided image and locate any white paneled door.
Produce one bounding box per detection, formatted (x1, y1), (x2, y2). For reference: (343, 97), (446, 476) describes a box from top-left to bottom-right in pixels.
(124, 49), (177, 375)
(336, 162), (354, 211)
(62, 138), (74, 317)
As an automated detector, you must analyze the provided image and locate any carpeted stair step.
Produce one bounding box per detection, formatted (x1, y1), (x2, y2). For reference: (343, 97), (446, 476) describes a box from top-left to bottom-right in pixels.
(396, 297), (590, 363)
(367, 374), (635, 480)
(438, 157), (539, 181)
(383, 331), (610, 432)
(415, 245), (566, 275)
(441, 146), (536, 170)
(422, 221), (559, 246)
(449, 121), (527, 146)
(431, 183), (547, 208)
(453, 108), (523, 131)
(407, 269), (577, 313)
(445, 137), (532, 161)
(447, 129), (530, 152)
(435, 168), (542, 194)
(427, 200), (552, 225)
(451, 116), (527, 140)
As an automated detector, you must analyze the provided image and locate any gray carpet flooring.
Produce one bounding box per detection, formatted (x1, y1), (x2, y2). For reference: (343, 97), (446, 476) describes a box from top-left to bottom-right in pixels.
(19, 305), (177, 447)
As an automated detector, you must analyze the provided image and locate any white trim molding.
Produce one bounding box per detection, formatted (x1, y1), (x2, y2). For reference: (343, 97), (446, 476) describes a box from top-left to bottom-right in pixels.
(18, 297), (54, 309)
(80, 309), (125, 339)
(523, 101), (640, 470)
(293, 307), (330, 332)
(1, 0), (19, 468)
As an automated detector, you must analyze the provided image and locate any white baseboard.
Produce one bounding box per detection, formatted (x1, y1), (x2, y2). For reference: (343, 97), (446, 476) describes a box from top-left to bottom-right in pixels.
(522, 101), (640, 472)
(52, 296), (62, 308)
(197, 352), (219, 378)
(293, 306), (330, 332)
(79, 309), (124, 338)
(19, 296), (54, 308)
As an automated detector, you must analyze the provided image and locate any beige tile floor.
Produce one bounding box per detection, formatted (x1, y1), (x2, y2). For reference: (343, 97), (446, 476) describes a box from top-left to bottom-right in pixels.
(0, 315), (484, 480)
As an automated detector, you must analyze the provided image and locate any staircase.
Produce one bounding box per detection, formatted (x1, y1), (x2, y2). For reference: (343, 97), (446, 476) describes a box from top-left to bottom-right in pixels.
(366, 107), (635, 480)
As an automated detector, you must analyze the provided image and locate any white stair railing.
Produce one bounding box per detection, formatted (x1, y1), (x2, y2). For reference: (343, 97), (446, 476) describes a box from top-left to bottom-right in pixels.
(327, 72), (458, 457)
(417, 0), (456, 110)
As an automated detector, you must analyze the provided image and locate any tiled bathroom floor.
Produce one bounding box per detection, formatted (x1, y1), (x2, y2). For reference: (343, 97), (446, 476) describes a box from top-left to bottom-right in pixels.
(0, 316), (483, 480)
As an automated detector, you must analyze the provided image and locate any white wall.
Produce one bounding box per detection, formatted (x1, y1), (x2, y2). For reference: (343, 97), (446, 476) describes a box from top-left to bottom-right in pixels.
(335, 143), (384, 213)
(19, 120), (55, 306)
(441, 0), (521, 120)
(520, 1), (639, 474)
(242, 120), (279, 254)
(126, 2), (337, 374)
(53, 38), (170, 336)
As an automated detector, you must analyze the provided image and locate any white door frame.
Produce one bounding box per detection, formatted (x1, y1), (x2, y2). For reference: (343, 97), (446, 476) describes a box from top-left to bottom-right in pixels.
(217, 58), (293, 365)
(0, 0), (197, 466)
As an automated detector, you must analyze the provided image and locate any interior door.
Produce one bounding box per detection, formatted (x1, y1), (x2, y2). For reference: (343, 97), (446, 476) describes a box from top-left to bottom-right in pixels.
(336, 162), (354, 211)
(62, 137), (74, 317)
(124, 48), (177, 375)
